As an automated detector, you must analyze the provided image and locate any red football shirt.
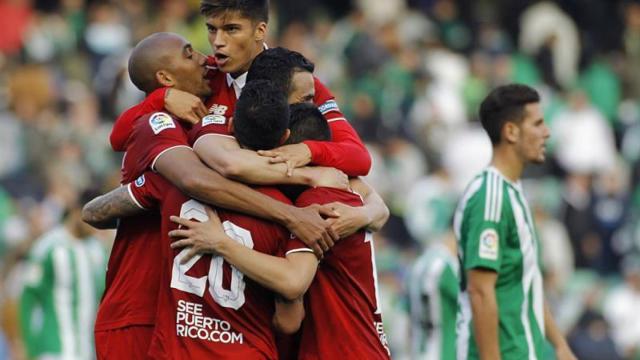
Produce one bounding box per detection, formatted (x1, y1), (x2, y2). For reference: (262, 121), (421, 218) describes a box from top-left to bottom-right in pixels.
(95, 112), (190, 331)
(110, 68), (371, 176)
(129, 171), (311, 359)
(294, 188), (391, 360)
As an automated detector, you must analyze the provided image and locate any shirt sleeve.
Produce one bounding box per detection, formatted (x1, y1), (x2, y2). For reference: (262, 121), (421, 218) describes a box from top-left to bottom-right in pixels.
(305, 78), (372, 176)
(110, 88), (168, 151)
(189, 117), (234, 148)
(133, 112), (191, 172)
(127, 172), (168, 209)
(461, 191), (507, 272)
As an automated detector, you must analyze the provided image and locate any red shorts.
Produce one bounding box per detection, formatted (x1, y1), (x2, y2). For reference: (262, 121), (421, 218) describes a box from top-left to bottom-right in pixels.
(95, 325), (154, 359)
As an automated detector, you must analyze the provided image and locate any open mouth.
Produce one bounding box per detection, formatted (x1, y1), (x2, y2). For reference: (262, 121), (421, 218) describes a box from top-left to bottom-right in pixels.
(215, 53), (230, 66)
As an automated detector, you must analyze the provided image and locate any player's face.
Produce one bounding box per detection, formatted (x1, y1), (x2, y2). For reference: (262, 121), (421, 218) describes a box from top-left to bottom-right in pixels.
(515, 103), (550, 164)
(170, 42), (212, 99)
(288, 71), (315, 104)
(206, 11), (266, 76)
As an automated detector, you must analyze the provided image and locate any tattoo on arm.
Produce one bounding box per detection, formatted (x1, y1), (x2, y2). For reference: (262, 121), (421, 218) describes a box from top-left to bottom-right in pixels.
(82, 186), (145, 229)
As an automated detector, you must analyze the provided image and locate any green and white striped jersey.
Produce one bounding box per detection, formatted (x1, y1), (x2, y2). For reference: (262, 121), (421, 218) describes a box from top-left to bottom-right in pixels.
(20, 226), (107, 360)
(409, 243), (459, 360)
(454, 167), (545, 360)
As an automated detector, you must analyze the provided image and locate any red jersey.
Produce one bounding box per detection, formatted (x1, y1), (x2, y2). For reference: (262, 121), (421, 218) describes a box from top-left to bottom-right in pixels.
(129, 171), (311, 359)
(294, 188), (391, 360)
(110, 66), (371, 176)
(95, 112), (189, 331)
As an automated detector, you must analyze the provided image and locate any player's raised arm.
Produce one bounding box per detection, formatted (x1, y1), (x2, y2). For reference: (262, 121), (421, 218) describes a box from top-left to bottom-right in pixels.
(287, 78), (372, 176)
(82, 185), (147, 229)
(193, 134), (348, 188)
(110, 87), (207, 151)
(325, 178), (390, 238)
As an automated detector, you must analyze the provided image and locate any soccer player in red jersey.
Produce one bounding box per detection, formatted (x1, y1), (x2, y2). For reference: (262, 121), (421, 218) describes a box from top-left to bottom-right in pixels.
(90, 32), (339, 359)
(85, 81), (323, 359)
(109, 0), (372, 178)
(171, 100), (391, 359)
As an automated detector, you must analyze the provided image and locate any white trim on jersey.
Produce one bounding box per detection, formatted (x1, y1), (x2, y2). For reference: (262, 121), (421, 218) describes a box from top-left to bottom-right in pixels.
(453, 175), (484, 249)
(425, 258), (446, 359)
(52, 247), (75, 359)
(127, 183), (146, 210)
(484, 171), (503, 222)
(192, 133), (237, 150)
(456, 293), (472, 360)
(151, 145), (193, 172)
(509, 188), (544, 360)
(285, 248), (314, 256)
(73, 243), (94, 360)
(326, 117), (347, 123)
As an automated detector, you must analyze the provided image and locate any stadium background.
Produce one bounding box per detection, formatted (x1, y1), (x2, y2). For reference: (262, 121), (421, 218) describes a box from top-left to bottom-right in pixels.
(1, 0), (639, 358)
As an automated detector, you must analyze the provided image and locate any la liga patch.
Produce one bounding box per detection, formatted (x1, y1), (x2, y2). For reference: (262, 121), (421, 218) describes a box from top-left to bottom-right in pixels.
(479, 229), (499, 260)
(149, 112), (175, 134)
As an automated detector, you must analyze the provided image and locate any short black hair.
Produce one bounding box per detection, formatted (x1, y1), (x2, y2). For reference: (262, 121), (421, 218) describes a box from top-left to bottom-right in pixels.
(200, 0), (269, 23)
(247, 47), (314, 96)
(233, 79), (289, 150)
(284, 103), (331, 145)
(479, 84), (540, 145)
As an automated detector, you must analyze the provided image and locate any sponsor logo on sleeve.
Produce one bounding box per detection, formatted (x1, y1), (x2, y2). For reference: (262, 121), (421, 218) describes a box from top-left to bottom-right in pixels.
(149, 112), (176, 134)
(479, 229), (499, 260)
(202, 114), (226, 126)
(318, 100), (339, 114)
(134, 175), (145, 187)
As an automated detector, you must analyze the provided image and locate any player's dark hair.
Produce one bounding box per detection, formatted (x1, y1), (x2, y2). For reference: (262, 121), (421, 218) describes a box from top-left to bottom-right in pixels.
(234, 79), (289, 150)
(284, 103), (331, 145)
(247, 47), (315, 96)
(200, 0), (269, 23)
(479, 84), (540, 145)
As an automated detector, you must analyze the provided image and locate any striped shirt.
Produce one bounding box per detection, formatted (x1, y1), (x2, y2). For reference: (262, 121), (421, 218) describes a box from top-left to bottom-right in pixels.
(454, 167), (545, 360)
(20, 226), (106, 359)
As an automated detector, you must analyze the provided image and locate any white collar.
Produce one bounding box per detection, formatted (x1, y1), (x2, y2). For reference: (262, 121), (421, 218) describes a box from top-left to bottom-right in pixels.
(226, 72), (247, 89)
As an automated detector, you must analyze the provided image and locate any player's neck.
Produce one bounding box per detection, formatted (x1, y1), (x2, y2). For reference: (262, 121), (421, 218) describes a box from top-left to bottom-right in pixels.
(490, 146), (524, 183)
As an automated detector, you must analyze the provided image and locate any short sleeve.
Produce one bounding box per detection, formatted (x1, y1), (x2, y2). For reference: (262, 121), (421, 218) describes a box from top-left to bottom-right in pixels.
(281, 234), (313, 257)
(189, 107), (234, 146)
(461, 191), (507, 272)
(127, 172), (169, 210)
(131, 112), (191, 172)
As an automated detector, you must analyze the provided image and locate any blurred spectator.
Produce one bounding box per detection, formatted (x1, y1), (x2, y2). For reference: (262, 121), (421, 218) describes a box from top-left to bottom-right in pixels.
(568, 310), (623, 360)
(19, 191), (106, 360)
(551, 89), (617, 175)
(519, 1), (580, 89)
(407, 231), (458, 360)
(603, 254), (640, 358)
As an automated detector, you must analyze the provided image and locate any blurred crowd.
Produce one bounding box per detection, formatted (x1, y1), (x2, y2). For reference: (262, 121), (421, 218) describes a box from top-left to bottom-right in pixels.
(0, 0), (639, 359)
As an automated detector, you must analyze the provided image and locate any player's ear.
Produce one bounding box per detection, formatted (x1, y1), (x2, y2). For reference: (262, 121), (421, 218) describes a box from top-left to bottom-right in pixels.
(279, 129), (291, 145)
(156, 70), (175, 87)
(254, 21), (267, 42)
(503, 121), (519, 144)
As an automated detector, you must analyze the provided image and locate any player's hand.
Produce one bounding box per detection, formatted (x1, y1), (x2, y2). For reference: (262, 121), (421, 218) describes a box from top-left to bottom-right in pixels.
(555, 344), (577, 360)
(306, 167), (349, 190)
(325, 202), (370, 238)
(168, 207), (227, 263)
(165, 88), (208, 125)
(258, 143), (312, 176)
(286, 204), (339, 257)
